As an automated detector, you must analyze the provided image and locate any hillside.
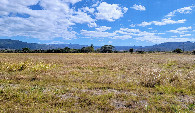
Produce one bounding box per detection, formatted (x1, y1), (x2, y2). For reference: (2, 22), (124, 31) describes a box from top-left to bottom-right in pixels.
(0, 39), (51, 50)
(0, 39), (195, 51)
(143, 41), (195, 51)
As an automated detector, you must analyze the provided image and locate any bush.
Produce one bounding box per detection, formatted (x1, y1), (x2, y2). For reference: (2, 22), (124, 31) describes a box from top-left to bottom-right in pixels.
(136, 51), (145, 54)
(192, 50), (195, 55)
(173, 48), (182, 53)
(129, 48), (133, 54)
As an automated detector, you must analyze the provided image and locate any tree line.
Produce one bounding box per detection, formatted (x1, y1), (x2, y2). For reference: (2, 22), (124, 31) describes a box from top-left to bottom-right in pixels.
(0, 45), (116, 53)
(0, 45), (195, 54)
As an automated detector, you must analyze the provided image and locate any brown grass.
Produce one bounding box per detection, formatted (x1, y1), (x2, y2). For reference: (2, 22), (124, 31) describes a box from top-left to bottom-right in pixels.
(0, 53), (194, 112)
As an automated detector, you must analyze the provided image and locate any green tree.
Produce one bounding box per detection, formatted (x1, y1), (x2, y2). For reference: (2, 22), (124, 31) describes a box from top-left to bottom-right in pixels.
(173, 48), (183, 53)
(22, 48), (31, 53)
(129, 48), (134, 54)
(100, 45), (115, 53)
(63, 47), (71, 53)
(81, 46), (94, 53)
(192, 50), (195, 55)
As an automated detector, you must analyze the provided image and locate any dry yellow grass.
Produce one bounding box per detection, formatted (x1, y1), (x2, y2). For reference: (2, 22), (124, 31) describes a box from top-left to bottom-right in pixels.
(0, 53), (194, 112)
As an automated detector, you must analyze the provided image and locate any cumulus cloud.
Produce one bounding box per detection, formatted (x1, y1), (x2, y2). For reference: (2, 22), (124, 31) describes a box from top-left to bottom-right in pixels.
(131, 4), (146, 11)
(0, 0), (97, 40)
(95, 2), (128, 21)
(138, 6), (194, 27)
(168, 26), (192, 34)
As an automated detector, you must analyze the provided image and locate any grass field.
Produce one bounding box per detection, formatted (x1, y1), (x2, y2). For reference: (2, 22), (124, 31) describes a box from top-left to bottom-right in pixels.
(0, 53), (194, 112)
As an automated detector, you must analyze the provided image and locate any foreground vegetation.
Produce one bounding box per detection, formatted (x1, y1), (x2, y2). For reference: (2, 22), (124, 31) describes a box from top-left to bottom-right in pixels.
(0, 53), (194, 112)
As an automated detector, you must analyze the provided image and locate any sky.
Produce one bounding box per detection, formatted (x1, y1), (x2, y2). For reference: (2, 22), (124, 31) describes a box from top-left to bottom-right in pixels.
(0, 0), (195, 46)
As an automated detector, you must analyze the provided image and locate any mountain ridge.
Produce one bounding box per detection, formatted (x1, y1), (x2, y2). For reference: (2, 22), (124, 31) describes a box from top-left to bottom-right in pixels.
(0, 39), (195, 51)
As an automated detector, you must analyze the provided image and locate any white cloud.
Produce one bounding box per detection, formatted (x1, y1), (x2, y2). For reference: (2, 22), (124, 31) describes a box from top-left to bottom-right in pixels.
(138, 19), (186, 27)
(88, 22), (97, 28)
(81, 27), (195, 43)
(135, 37), (195, 43)
(82, 7), (95, 14)
(70, 10), (95, 24)
(166, 6), (194, 17)
(92, 1), (100, 7)
(80, 30), (116, 38)
(131, 4), (146, 11)
(138, 6), (194, 27)
(157, 33), (165, 35)
(153, 19), (186, 26)
(112, 35), (132, 40)
(0, 0), (97, 40)
(180, 34), (192, 37)
(138, 22), (152, 27)
(48, 41), (65, 44)
(108, 41), (112, 44)
(95, 2), (128, 21)
(116, 28), (140, 33)
(130, 24), (136, 27)
(171, 36), (177, 38)
(63, 0), (82, 4)
(95, 26), (111, 31)
(168, 26), (192, 34)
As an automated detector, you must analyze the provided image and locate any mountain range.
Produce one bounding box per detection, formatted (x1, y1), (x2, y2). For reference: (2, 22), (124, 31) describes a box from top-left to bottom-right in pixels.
(0, 39), (195, 51)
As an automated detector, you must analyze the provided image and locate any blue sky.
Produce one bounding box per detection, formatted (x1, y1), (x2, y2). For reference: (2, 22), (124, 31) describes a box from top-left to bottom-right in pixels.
(0, 0), (194, 46)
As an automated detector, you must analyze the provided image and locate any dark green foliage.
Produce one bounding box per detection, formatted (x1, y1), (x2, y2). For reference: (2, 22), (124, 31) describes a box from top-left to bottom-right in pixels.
(173, 48), (183, 53)
(100, 45), (115, 53)
(129, 48), (134, 53)
(81, 45), (94, 53)
(136, 51), (145, 54)
(22, 48), (31, 53)
(192, 50), (195, 55)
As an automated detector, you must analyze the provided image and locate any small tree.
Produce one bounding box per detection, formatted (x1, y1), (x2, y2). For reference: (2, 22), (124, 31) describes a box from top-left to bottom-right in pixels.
(100, 45), (115, 53)
(63, 47), (71, 53)
(22, 47), (30, 53)
(129, 48), (134, 54)
(173, 48), (183, 53)
(81, 45), (94, 53)
(136, 51), (145, 54)
(192, 50), (195, 55)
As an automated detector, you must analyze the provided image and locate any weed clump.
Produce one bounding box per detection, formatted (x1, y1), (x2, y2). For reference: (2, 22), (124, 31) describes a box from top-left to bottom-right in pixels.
(0, 60), (56, 73)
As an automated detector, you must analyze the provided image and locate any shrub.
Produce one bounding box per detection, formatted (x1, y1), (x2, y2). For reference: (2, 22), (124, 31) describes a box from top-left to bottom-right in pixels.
(192, 50), (195, 55)
(173, 48), (182, 53)
(136, 51), (145, 54)
(129, 48), (133, 54)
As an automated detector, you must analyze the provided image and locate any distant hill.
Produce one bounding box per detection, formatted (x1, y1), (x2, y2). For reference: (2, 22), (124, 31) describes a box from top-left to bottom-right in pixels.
(143, 41), (195, 51)
(49, 44), (88, 49)
(0, 39), (88, 50)
(0, 39), (53, 50)
(0, 39), (195, 51)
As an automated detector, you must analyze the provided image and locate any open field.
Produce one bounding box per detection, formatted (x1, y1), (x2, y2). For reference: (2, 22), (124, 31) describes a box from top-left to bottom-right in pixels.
(0, 53), (194, 112)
